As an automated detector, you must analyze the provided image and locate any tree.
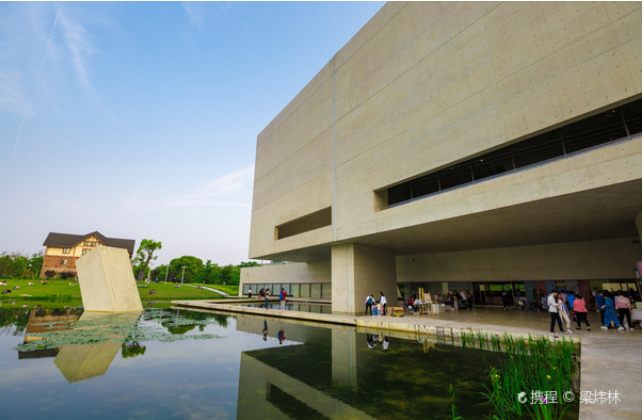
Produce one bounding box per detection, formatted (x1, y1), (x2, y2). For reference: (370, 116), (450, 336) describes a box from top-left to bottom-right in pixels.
(134, 239), (162, 282)
(28, 252), (44, 278)
(150, 264), (169, 282)
(239, 261), (261, 268)
(169, 256), (204, 284)
(0, 255), (13, 277)
(196, 260), (220, 285)
(11, 256), (28, 278)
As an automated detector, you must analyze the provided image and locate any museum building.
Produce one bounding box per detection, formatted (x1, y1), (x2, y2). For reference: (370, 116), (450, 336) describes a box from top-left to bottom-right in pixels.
(240, 2), (642, 314)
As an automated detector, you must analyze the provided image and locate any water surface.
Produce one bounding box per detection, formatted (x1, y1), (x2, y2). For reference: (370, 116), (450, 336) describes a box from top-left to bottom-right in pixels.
(0, 307), (505, 420)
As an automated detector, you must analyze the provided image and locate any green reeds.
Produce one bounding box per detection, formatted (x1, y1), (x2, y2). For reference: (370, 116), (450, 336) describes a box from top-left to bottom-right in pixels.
(482, 335), (578, 420)
(453, 334), (579, 420)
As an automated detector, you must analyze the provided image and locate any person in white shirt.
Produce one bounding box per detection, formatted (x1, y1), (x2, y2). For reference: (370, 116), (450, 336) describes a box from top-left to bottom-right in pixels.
(548, 291), (564, 334)
(380, 292), (387, 316)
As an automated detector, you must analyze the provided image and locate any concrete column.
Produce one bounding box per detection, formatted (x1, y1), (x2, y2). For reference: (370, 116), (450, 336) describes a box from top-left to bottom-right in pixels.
(331, 329), (356, 389)
(331, 243), (397, 315)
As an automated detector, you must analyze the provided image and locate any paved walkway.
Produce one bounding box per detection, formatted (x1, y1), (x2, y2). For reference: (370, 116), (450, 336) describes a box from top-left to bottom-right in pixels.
(173, 299), (641, 419)
(182, 284), (229, 296)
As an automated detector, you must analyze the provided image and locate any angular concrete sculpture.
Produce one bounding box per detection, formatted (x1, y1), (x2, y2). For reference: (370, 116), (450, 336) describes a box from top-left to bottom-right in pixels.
(76, 245), (143, 312)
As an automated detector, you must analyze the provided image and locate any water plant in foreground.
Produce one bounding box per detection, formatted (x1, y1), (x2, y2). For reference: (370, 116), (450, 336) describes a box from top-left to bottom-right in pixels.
(455, 334), (578, 420)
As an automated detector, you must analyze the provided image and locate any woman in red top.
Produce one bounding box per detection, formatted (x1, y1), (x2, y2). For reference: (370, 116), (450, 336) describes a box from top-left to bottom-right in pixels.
(573, 294), (591, 331)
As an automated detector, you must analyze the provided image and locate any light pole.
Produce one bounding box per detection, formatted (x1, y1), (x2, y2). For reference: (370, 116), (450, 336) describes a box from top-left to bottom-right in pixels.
(181, 265), (186, 285)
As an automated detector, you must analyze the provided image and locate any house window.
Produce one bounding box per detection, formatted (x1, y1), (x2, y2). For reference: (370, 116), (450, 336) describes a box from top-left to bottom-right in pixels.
(62, 248), (71, 254)
(85, 241), (92, 246)
(82, 249), (88, 255)
(61, 259), (68, 265)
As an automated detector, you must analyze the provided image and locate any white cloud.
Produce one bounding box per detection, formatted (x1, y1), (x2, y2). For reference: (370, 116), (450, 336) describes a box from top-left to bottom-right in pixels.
(164, 165), (255, 207)
(57, 9), (95, 90)
(181, 2), (205, 29)
(0, 71), (33, 117)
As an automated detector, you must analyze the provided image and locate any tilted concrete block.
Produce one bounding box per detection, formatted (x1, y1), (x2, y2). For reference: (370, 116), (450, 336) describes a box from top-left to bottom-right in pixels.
(76, 246), (143, 312)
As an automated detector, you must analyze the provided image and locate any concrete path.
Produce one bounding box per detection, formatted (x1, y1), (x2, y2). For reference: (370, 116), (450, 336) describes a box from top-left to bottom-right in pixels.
(173, 299), (641, 420)
(182, 285), (229, 296)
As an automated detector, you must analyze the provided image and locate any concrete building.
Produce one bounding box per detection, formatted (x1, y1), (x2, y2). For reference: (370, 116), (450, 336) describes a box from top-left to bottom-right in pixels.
(41, 231), (135, 278)
(241, 2), (642, 314)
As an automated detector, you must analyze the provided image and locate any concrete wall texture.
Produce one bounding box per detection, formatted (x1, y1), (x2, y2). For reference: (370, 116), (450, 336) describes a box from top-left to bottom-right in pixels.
(243, 2), (642, 313)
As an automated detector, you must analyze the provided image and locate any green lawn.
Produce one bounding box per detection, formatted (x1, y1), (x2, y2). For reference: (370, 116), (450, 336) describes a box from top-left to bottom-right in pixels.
(0, 279), (238, 308)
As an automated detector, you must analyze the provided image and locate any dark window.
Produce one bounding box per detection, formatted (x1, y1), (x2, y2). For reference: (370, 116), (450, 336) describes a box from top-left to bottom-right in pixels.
(411, 175), (439, 198)
(436, 162), (473, 190)
(621, 100), (642, 136)
(276, 207), (332, 240)
(472, 149), (514, 181)
(513, 130), (563, 169)
(562, 110), (627, 154)
(382, 98), (641, 208)
(388, 183), (412, 206)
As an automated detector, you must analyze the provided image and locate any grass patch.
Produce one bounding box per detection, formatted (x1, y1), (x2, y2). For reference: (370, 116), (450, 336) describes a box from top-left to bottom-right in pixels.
(0, 279), (238, 309)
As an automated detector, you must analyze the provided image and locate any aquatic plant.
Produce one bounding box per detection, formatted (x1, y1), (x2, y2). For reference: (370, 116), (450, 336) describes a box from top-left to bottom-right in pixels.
(482, 335), (578, 420)
(453, 334), (578, 420)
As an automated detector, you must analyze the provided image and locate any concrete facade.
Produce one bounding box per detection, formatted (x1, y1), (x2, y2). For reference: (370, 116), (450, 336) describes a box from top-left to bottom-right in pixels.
(76, 246), (143, 312)
(243, 2), (642, 313)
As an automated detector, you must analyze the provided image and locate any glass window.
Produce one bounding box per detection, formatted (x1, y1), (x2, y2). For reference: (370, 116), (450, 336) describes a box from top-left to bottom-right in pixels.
(311, 284), (321, 299)
(513, 131), (563, 168)
(62, 248), (71, 254)
(291, 284), (300, 298)
(322, 283), (331, 299)
(61, 259), (68, 265)
(301, 284), (310, 298)
(411, 175), (439, 199)
(388, 183), (412, 206)
(436, 162), (473, 190)
(472, 150), (514, 181)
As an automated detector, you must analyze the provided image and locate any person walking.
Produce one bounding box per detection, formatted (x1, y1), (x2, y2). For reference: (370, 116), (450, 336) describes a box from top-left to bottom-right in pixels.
(548, 291), (564, 334)
(600, 291), (624, 331)
(556, 292), (573, 335)
(264, 289), (271, 309)
(279, 288), (287, 311)
(247, 288), (253, 299)
(501, 290), (510, 310)
(573, 294), (591, 331)
(379, 292), (387, 316)
(460, 290), (468, 309)
(365, 295), (374, 316)
(594, 291), (606, 327)
(614, 291), (633, 330)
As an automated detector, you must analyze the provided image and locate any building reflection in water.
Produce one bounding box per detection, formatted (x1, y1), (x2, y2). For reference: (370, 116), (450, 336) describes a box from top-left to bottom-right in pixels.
(234, 316), (497, 420)
(20, 309), (142, 383)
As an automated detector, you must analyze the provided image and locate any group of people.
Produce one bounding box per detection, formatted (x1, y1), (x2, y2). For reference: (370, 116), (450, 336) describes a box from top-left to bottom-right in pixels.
(546, 289), (636, 334)
(365, 292), (387, 316)
(594, 290), (635, 331)
(254, 287), (288, 310)
(366, 333), (389, 350)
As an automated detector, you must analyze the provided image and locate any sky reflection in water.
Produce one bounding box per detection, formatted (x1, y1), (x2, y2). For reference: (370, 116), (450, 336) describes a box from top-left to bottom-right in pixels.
(0, 308), (497, 420)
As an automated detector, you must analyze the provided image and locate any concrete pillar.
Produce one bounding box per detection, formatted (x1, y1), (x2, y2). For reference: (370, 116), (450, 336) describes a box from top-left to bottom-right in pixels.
(331, 329), (357, 389)
(331, 243), (397, 315)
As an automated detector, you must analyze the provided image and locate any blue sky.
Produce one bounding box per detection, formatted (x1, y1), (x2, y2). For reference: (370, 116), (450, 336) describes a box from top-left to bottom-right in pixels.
(0, 1), (384, 266)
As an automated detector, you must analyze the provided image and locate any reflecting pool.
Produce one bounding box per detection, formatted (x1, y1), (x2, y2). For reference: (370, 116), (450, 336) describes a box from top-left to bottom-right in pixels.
(0, 307), (573, 420)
